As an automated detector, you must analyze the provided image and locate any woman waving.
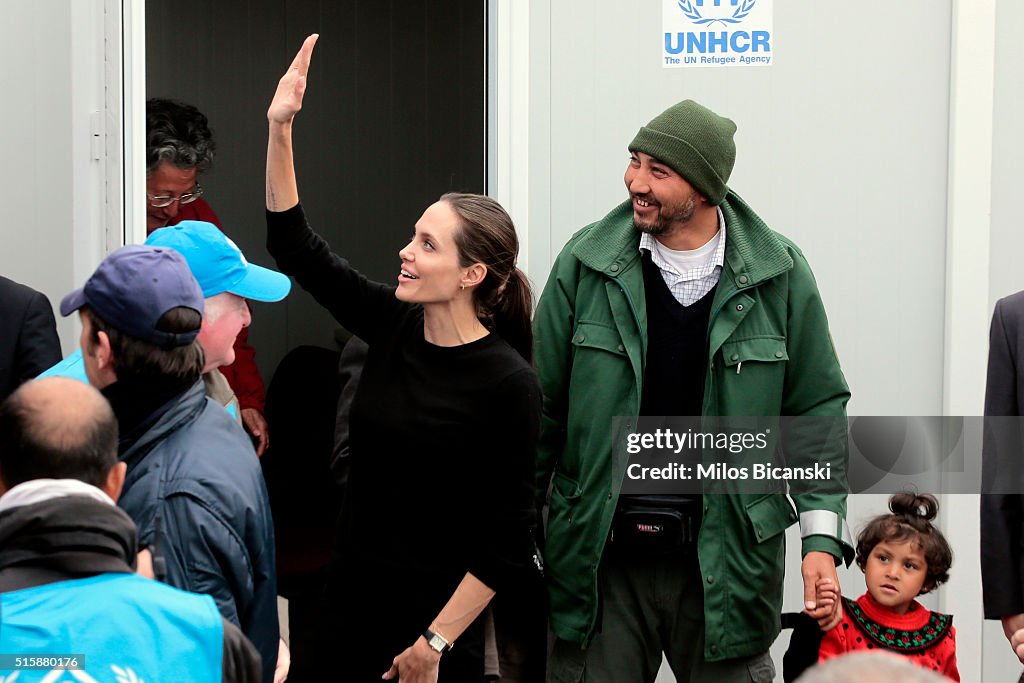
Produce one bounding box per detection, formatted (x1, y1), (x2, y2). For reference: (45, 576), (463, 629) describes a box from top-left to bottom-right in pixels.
(265, 35), (543, 683)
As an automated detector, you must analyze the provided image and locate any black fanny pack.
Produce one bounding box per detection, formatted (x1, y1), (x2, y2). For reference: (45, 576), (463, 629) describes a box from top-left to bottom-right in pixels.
(610, 496), (701, 556)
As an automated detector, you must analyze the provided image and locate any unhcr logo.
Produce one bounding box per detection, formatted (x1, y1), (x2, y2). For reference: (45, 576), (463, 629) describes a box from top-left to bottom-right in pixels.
(678, 0), (756, 26)
(664, 0), (772, 67)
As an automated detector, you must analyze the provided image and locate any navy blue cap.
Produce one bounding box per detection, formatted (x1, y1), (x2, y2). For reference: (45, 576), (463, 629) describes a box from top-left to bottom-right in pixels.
(60, 245), (205, 348)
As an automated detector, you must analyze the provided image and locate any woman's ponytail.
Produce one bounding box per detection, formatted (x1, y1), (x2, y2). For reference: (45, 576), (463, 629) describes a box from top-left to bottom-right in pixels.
(493, 267), (534, 363)
(443, 192), (535, 362)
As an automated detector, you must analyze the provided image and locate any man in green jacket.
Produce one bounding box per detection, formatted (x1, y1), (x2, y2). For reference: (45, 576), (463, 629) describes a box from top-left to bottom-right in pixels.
(534, 100), (853, 682)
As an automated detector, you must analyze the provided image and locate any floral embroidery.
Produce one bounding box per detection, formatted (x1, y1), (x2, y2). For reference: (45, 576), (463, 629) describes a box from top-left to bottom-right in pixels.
(843, 597), (952, 654)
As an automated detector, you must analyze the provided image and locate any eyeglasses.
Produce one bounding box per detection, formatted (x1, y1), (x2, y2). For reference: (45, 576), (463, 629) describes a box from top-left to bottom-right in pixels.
(147, 184), (204, 208)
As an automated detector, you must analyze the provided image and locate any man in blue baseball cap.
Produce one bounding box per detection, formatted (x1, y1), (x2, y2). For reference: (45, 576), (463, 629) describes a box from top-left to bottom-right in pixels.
(59, 245), (281, 682)
(146, 221), (290, 422)
(41, 221), (290, 426)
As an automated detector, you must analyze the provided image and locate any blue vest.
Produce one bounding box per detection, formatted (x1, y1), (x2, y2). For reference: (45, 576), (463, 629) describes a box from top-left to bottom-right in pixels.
(38, 350), (238, 420)
(0, 573), (222, 682)
(37, 348), (88, 384)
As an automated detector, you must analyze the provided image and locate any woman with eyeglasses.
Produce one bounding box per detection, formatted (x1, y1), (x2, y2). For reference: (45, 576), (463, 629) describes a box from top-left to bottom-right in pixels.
(264, 35), (545, 683)
(146, 98), (274, 458)
(145, 98), (217, 235)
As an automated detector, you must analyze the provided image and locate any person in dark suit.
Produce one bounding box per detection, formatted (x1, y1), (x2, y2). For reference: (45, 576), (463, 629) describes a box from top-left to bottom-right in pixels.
(982, 290), (1024, 667)
(0, 275), (61, 402)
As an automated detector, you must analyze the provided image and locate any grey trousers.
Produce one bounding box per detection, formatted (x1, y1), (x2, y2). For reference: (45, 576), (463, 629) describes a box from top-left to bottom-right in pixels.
(547, 551), (775, 683)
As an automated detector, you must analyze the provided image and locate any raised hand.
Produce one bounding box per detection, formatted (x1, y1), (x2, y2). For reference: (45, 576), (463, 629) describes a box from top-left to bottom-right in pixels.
(266, 34), (317, 211)
(268, 34), (319, 124)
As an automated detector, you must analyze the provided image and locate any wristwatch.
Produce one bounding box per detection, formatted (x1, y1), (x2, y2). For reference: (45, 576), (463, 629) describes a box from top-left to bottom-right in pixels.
(423, 628), (453, 654)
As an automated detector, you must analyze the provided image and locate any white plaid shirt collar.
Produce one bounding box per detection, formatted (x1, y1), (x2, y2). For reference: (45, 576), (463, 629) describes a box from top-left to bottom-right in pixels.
(638, 206), (727, 283)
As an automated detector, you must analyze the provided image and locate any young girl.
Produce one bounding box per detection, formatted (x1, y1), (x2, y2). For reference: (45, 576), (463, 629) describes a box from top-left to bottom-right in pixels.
(817, 492), (958, 681)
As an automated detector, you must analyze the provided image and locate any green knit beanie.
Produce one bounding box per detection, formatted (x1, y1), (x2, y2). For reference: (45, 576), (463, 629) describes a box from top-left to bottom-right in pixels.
(628, 100), (737, 206)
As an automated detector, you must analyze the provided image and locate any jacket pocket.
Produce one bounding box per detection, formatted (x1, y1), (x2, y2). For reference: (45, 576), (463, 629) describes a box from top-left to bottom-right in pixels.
(570, 321), (627, 357)
(552, 471), (582, 502)
(716, 336), (789, 415)
(744, 493), (797, 543)
(545, 471), (590, 593)
(721, 336), (788, 368)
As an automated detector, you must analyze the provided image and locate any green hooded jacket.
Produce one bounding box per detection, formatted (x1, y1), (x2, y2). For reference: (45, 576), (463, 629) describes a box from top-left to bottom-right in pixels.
(534, 193), (853, 661)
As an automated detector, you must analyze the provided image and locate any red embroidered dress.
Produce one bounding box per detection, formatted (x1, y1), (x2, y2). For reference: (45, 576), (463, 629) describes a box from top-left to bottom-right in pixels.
(818, 592), (958, 681)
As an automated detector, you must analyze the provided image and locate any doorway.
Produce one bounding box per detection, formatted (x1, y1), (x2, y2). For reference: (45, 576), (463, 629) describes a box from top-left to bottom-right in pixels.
(146, 0), (488, 377)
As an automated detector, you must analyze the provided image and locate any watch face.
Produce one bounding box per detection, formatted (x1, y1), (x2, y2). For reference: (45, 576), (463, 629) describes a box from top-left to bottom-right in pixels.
(427, 634), (447, 652)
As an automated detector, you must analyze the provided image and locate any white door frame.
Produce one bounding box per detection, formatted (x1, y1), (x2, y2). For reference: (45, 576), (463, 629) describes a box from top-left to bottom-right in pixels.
(487, 0), (533, 276)
(118, 0), (148, 248)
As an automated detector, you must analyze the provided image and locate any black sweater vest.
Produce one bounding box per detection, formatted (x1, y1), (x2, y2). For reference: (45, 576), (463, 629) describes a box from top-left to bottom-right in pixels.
(640, 251), (716, 418)
(614, 251), (716, 525)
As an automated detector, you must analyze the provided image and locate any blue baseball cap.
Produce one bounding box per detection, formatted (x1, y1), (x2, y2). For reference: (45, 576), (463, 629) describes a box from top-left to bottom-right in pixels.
(60, 245), (204, 348)
(145, 221), (291, 301)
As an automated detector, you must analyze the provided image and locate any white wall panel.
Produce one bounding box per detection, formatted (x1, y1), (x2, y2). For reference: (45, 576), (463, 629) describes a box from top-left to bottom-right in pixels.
(0, 2), (76, 352)
(0, 1), (108, 355)
(991, 0), (1024, 311)
(534, 1), (952, 418)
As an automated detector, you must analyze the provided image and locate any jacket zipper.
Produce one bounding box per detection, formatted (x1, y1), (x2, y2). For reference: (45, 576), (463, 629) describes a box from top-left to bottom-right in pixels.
(611, 276), (643, 333)
(611, 274), (648, 401)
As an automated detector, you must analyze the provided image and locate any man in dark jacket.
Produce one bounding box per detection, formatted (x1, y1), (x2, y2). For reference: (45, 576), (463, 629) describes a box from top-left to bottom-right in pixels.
(982, 291), (1024, 665)
(0, 376), (261, 681)
(0, 275), (61, 402)
(58, 245), (280, 681)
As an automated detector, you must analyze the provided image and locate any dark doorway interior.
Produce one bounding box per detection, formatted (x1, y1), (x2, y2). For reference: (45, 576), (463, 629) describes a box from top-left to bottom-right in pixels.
(147, 0), (487, 378)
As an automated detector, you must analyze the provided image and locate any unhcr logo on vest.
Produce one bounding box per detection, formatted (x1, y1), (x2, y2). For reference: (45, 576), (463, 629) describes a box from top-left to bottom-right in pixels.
(662, 0), (773, 68)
